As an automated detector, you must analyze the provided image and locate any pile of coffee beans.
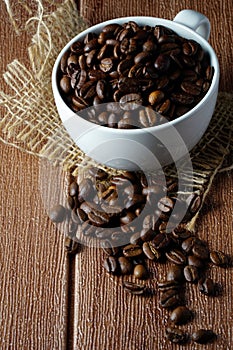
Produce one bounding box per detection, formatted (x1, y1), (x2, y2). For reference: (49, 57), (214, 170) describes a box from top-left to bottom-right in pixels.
(58, 21), (214, 128)
(49, 167), (229, 345)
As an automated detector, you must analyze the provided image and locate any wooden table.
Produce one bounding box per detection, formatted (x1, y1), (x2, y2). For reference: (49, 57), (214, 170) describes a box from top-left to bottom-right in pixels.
(0, 1), (232, 349)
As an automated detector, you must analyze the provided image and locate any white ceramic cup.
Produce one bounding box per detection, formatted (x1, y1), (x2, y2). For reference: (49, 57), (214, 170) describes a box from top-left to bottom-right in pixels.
(52, 10), (219, 171)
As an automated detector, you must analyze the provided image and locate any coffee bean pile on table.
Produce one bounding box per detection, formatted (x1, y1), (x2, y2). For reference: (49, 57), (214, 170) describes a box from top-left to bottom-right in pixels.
(58, 22), (214, 128)
(49, 168), (229, 345)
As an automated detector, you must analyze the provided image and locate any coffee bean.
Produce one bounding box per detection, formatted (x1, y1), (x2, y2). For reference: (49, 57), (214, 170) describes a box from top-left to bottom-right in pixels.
(188, 255), (204, 268)
(198, 277), (215, 295)
(103, 256), (118, 274)
(59, 22), (213, 127)
(184, 265), (199, 283)
(158, 280), (181, 292)
(181, 236), (198, 254)
(133, 264), (148, 279)
(118, 256), (133, 274)
(142, 242), (160, 260)
(148, 90), (164, 105)
(69, 181), (79, 196)
(166, 249), (186, 265)
(119, 93), (142, 111)
(150, 233), (171, 250)
(78, 178), (94, 202)
(64, 236), (80, 255)
(123, 244), (143, 258)
(165, 327), (187, 344)
(192, 241), (209, 260)
(170, 306), (193, 325)
(123, 281), (145, 295)
(88, 210), (110, 226)
(158, 196), (174, 213)
(160, 288), (182, 308)
(71, 207), (87, 224)
(49, 204), (66, 223)
(209, 250), (229, 266)
(130, 231), (142, 245)
(192, 329), (216, 344)
(167, 265), (184, 282)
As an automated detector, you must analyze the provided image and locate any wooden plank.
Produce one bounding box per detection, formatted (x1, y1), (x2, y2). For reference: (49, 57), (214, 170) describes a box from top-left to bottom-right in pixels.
(0, 2), (69, 349)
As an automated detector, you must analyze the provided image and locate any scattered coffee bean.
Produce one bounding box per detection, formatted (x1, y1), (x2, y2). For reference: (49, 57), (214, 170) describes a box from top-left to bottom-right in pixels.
(118, 256), (133, 274)
(165, 248), (186, 265)
(160, 288), (182, 308)
(165, 327), (187, 344)
(167, 265), (184, 282)
(64, 236), (80, 254)
(103, 256), (118, 274)
(123, 244), (143, 257)
(170, 306), (193, 325)
(210, 250), (229, 266)
(123, 281), (146, 295)
(184, 265), (199, 283)
(133, 264), (148, 279)
(192, 329), (216, 344)
(49, 204), (66, 223)
(198, 277), (215, 295)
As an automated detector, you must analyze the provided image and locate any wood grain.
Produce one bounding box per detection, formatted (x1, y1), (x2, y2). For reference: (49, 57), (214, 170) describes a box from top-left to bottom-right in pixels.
(0, 2), (69, 350)
(0, 1), (232, 350)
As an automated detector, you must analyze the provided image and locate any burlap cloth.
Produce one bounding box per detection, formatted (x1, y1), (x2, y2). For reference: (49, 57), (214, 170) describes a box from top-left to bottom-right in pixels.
(0, 0), (232, 231)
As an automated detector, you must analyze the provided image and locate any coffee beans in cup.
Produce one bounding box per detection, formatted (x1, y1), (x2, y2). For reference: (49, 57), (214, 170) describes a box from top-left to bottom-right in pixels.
(58, 21), (214, 128)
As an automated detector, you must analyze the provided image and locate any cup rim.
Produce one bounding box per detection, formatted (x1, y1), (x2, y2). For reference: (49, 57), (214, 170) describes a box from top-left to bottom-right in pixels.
(52, 15), (220, 135)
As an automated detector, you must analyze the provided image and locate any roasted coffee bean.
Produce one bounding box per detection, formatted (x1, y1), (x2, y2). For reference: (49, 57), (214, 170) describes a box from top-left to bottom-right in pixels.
(119, 93), (142, 110)
(60, 76), (71, 94)
(192, 329), (216, 344)
(69, 181), (79, 196)
(103, 256), (118, 274)
(49, 204), (66, 223)
(118, 256), (133, 274)
(133, 264), (148, 279)
(166, 248), (186, 265)
(123, 244), (143, 258)
(154, 54), (171, 72)
(150, 233), (171, 250)
(78, 178), (94, 202)
(167, 265), (184, 282)
(192, 241), (209, 260)
(172, 225), (192, 240)
(165, 327), (187, 344)
(88, 167), (108, 180)
(209, 250), (228, 266)
(198, 277), (215, 295)
(170, 306), (193, 325)
(148, 90), (164, 105)
(59, 22), (213, 127)
(123, 281), (145, 295)
(88, 210), (110, 226)
(158, 280), (181, 291)
(64, 236), (80, 255)
(71, 208), (87, 224)
(188, 254), (204, 268)
(143, 242), (161, 260)
(140, 228), (156, 242)
(160, 288), (182, 308)
(181, 236), (199, 254)
(158, 196), (174, 213)
(184, 265), (199, 283)
(120, 211), (137, 225)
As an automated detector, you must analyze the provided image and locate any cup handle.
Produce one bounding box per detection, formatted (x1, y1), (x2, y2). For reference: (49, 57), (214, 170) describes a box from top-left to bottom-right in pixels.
(173, 9), (210, 41)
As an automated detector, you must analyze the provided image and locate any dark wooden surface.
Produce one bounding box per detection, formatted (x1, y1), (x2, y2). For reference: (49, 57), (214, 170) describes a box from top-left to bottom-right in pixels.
(0, 1), (232, 349)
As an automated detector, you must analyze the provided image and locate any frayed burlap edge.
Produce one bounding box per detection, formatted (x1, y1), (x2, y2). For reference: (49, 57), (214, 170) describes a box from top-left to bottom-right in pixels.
(0, 0), (232, 232)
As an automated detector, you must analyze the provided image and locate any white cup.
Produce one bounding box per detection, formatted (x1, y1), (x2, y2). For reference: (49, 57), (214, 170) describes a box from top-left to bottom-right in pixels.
(52, 10), (219, 171)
